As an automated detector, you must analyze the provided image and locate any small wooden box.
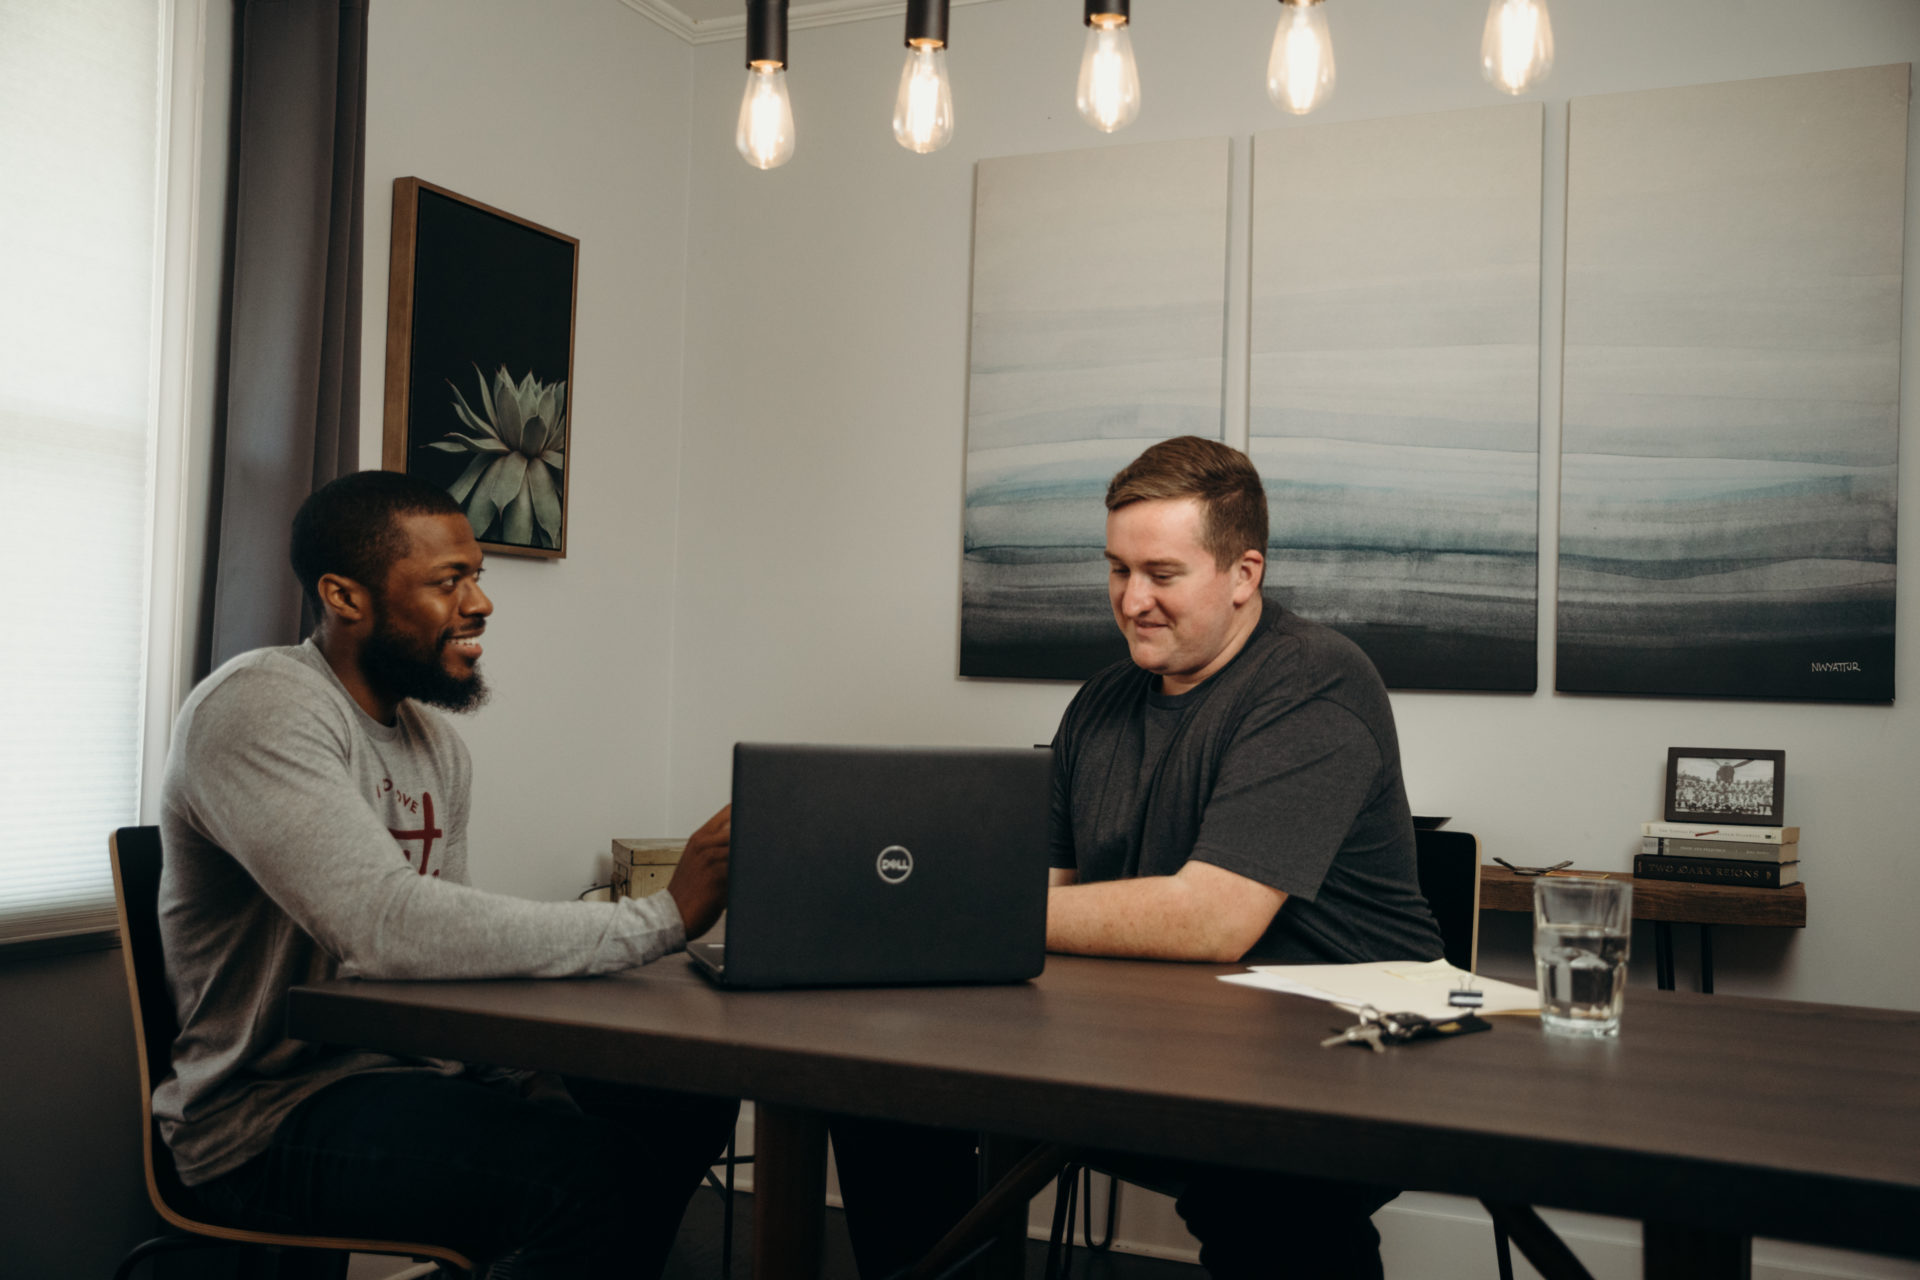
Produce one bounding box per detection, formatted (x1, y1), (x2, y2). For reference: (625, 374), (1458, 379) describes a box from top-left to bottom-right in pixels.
(611, 838), (685, 901)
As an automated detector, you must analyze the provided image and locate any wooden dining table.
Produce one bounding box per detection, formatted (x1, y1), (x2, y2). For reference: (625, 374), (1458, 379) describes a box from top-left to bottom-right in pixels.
(288, 951), (1920, 1279)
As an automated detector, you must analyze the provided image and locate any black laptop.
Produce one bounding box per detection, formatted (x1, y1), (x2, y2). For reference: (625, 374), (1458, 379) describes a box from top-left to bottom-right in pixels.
(688, 743), (1052, 988)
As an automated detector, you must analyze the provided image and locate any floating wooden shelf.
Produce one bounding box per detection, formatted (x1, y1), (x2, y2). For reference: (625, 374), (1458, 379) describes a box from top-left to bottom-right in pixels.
(1480, 865), (1805, 929)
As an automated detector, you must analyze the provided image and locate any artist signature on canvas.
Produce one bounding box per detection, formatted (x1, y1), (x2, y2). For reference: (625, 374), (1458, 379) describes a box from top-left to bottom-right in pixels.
(1810, 661), (1863, 673)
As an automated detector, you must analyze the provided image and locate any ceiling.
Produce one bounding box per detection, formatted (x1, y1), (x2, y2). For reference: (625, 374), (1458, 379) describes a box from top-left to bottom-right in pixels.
(666, 0), (764, 19)
(620, 0), (1003, 45)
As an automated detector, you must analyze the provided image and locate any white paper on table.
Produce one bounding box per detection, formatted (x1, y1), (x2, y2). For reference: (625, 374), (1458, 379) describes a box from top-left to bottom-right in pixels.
(1219, 959), (1540, 1019)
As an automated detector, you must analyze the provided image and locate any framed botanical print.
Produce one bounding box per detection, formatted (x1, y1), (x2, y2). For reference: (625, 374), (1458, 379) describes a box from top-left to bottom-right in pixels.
(382, 177), (577, 558)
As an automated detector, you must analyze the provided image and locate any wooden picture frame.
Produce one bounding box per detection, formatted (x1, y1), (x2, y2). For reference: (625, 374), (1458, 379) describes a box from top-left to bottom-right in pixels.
(1663, 748), (1786, 826)
(382, 177), (578, 559)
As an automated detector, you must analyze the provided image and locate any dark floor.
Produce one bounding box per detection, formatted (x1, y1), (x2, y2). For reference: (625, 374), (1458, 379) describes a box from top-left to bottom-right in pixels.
(661, 1185), (1204, 1280)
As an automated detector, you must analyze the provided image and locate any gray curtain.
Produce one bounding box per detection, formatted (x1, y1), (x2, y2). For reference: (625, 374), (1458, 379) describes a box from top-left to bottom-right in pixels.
(204, 0), (369, 673)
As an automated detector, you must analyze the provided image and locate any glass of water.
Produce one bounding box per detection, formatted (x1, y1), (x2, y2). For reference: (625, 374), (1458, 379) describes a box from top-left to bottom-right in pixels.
(1533, 875), (1632, 1037)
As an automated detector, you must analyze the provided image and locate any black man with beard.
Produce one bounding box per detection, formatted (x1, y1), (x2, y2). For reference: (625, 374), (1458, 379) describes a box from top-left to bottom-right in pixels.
(155, 470), (734, 1279)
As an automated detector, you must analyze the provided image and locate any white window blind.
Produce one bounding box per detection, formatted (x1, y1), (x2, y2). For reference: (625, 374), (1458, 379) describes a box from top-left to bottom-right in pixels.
(0, 1), (167, 944)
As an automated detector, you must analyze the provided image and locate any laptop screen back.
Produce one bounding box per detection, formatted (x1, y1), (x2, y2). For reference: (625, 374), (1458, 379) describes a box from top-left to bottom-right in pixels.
(720, 742), (1052, 988)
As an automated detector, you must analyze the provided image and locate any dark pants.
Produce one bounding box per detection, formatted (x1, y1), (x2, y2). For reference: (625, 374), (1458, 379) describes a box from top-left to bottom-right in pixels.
(1093, 1150), (1398, 1280)
(829, 1120), (1395, 1280)
(186, 1071), (739, 1280)
(829, 1116), (980, 1279)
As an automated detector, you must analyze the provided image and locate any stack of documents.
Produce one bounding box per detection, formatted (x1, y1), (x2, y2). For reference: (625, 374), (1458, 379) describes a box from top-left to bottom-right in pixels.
(1221, 959), (1540, 1020)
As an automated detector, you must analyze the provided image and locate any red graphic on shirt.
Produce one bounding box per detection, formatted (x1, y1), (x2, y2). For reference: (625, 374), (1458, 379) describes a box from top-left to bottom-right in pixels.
(389, 791), (443, 877)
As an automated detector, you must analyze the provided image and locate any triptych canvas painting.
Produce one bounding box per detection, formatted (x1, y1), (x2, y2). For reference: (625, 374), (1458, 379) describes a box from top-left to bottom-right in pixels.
(1557, 64), (1906, 702)
(962, 64), (1906, 702)
(1250, 105), (1543, 692)
(961, 139), (1230, 679)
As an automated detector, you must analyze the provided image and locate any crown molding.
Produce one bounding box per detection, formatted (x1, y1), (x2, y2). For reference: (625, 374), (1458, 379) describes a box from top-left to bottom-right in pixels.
(618, 0), (1006, 47)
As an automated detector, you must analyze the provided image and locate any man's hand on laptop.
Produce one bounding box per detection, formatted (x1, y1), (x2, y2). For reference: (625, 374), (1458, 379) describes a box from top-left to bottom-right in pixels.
(667, 805), (731, 941)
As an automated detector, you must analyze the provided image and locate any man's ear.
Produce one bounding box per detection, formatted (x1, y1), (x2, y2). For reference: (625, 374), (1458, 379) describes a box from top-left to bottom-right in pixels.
(1232, 549), (1265, 604)
(316, 573), (373, 625)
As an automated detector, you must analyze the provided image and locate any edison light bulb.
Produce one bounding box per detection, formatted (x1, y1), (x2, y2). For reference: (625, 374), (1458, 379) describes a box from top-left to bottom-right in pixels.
(893, 40), (954, 153)
(1076, 16), (1140, 133)
(736, 62), (795, 170)
(1267, 0), (1334, 116)
(1481, 0), (1554, 95)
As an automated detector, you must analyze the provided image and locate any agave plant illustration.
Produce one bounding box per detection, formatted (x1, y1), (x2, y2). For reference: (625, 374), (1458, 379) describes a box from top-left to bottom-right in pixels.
(425, 365), (567, 548)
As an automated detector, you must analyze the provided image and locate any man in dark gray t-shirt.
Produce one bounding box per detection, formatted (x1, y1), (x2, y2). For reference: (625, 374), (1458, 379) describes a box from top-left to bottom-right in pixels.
(1045, 436), (1442, 1279)
(1049, 606), (1443, 965)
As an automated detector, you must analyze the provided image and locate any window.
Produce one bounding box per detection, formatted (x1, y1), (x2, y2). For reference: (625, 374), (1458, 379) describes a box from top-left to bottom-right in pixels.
(0, 1), (168, 944)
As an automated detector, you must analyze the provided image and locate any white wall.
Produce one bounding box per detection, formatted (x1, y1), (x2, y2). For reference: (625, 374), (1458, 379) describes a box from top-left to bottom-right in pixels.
(671, 0), (1920, 1013)
(359, 0), (698, 901)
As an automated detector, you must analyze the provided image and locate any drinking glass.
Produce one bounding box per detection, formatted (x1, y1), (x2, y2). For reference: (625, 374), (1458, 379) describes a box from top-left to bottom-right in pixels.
(1533, 875), (1632, 1037)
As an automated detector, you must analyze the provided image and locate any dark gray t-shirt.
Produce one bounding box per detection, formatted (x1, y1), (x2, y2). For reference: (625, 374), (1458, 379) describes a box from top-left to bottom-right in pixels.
(1049, 607), (1443, 964)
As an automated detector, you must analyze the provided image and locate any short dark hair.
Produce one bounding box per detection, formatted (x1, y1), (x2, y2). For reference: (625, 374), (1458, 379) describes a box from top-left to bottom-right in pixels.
(1105, 436), (1269, 571)
(290, 471), (466, 614)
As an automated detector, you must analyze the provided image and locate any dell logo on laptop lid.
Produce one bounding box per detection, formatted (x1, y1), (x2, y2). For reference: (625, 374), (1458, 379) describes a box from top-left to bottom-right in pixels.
(876, 845), (914, 884)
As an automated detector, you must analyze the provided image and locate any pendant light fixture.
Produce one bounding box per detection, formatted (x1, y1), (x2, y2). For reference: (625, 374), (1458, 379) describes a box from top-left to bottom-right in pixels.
(894, 0), (955, 153)
(1267, 0), (1334, 116)
(720, 4), (1566, 162)
(1480, 0), (1553, 95)
(1076, 0), (1140, 133)
(737, 0), (795, 170)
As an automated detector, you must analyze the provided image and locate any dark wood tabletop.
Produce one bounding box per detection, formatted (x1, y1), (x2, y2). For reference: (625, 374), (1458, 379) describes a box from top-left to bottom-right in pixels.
(287, 953), (1920, 1263)
(1480, 865), (1807, 928)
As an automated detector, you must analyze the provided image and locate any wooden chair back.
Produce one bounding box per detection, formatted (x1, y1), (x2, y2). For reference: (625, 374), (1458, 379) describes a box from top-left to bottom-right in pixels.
(107, 826), (474, 1275)
(109, 825), (201, 1219)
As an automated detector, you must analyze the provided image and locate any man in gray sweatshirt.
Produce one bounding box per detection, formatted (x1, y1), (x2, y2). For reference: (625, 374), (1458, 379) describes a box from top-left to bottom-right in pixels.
(156, 470), (735, 1278)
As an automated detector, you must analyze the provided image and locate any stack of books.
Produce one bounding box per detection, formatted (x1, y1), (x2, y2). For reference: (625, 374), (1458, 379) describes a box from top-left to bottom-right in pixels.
(1636, 822), (1801, 887)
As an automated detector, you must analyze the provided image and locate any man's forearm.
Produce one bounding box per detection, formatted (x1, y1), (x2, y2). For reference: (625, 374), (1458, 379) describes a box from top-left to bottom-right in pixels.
(1046, 868), (1281, 963)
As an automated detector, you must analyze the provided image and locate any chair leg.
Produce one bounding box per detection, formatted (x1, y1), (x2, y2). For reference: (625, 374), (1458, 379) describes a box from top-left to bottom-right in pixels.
(1483, 1201), (1595, 1280)
(1493, 1214), (1516, 1280)
(1079, 1167), (1117, 1253)
(903, 1144), (1072, 1280)
(721, 1132), (737, 1280)
(1045, 1164), (1079, 1280)
(114, 1234), (216, 1280)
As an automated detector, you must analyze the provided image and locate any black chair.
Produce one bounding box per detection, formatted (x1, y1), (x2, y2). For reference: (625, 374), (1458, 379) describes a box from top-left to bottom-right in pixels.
(107, 826), (476, 1280)
(1414, 826), (1481, 973)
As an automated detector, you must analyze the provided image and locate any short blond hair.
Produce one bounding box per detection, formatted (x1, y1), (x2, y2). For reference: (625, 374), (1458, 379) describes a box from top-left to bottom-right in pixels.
(1105, 436), (1268, 571)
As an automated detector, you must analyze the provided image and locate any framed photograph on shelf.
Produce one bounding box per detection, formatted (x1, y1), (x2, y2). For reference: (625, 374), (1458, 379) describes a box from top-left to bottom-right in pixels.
(1663, 748), (1786, 826)
(382, 177), (577, 558)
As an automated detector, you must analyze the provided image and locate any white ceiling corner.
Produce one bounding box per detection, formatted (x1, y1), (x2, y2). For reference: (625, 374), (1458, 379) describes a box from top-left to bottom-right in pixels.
(618, 0), (1006, 47)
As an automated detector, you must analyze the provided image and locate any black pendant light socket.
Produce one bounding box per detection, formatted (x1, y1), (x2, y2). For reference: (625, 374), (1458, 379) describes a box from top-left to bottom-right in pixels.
(905, 0), (949, 47)
(745, 0), (788, 67)
(1084, 0), (1129, 25)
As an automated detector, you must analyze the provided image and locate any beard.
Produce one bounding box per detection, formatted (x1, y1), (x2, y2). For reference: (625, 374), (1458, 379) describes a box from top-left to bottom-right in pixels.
(362, 608), (490, 714)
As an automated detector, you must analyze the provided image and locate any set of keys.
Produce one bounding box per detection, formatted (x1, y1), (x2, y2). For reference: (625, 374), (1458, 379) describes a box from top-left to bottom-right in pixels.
(1319, 1004), (1491, 1052)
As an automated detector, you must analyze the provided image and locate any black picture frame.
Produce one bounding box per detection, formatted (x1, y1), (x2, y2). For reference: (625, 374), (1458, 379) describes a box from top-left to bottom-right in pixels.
(382, 178), (578, 559)
(1663, 748), (1786, 826)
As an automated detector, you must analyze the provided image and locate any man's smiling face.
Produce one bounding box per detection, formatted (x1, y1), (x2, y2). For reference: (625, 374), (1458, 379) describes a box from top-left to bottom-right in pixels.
(1105, 497), (1263, 697)
(360, 512), (494, 713)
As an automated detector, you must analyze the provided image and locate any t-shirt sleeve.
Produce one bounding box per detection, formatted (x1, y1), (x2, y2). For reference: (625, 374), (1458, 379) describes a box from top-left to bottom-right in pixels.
(1185, 692), (1382, 903)
(1047, 723), (1077, 871)
(173, 667), (684, 980)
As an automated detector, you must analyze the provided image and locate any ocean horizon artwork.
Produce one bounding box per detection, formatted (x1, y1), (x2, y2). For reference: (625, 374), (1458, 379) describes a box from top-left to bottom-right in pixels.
(1558, 65), (1907, 702)
(962, 138), (1230, 679)
(1250, 104), (1544, 692)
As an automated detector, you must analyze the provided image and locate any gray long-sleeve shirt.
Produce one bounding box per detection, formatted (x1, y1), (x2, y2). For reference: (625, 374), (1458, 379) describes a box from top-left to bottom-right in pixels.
(155, 639), (685, 1185)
